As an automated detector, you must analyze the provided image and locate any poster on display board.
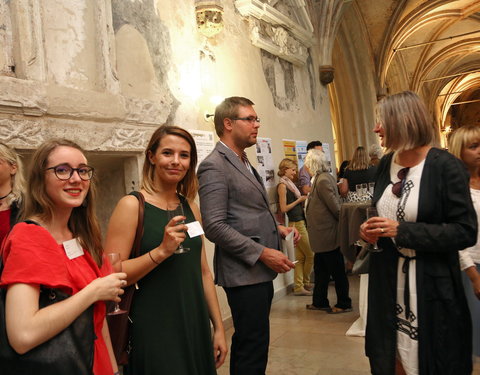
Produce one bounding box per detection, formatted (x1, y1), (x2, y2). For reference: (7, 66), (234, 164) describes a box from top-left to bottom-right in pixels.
(322, 143), (333, 174)
(255, 137), (275, 188)
(282, 139), (297, 162)
(296, 141), (307, 169)
(189, 129), (215, 169)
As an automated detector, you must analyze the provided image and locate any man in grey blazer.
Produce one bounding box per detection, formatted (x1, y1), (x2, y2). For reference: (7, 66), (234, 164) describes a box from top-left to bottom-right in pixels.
(198, 96), (297, 375)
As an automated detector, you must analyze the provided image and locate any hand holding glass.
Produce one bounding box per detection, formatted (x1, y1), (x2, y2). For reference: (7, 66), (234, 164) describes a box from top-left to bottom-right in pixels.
(106, 253), (127, 315)
(366, 207), (382, 252)
(167, 203), (190, 254)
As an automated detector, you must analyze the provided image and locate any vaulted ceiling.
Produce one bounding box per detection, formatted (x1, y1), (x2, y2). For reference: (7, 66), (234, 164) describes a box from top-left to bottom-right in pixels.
(356, 0), (480, 131)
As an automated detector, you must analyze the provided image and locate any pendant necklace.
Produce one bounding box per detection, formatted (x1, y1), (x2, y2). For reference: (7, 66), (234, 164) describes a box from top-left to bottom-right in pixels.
(0, 191), (12, 207)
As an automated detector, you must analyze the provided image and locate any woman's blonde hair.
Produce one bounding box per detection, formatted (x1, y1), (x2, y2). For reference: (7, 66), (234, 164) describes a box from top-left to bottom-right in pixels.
(277, 158), (297, 177)
(0, 142), (25, 207)
(375, 91), (439, 152)
(347, 146), (370, 170)
(448, 125), (480, 161)
(304, 149), (328, 175)
(141, 125), (198, 200)
(23, 139), (103, 266)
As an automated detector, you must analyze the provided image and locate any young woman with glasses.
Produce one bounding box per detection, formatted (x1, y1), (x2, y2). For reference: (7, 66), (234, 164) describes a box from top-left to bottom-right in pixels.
(0, 139), (126, 375)
(359, 91), (476, 374)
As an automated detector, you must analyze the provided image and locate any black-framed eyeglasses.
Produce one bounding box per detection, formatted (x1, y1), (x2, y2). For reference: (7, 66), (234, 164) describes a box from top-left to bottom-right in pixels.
(392, 167), (409, 198)
(230, 116), (261, 124)
(46, 164), (94, 181)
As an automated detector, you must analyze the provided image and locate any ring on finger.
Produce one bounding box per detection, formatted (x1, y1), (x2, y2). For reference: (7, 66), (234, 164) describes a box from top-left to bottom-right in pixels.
(380, 227), (384, 233)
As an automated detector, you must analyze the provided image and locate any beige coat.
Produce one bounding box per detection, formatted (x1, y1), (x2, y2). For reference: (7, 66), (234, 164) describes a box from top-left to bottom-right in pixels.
(305, 172), (341, 253)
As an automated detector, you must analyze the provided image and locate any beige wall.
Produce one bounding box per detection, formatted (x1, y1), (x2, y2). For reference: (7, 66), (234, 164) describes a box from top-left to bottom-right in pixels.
(0, 0), (335, 323)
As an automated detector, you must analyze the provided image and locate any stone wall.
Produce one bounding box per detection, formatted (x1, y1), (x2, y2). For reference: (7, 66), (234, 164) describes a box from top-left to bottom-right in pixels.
(1, 0), (336, 322)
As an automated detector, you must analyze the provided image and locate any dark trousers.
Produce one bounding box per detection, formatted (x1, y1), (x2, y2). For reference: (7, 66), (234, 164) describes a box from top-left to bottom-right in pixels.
(312, 248), (352, 309)
(224, 281), (274, 375)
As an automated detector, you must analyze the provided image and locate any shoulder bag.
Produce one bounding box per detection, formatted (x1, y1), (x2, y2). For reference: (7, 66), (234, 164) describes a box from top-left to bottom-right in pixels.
(107, 191), (145, 365)
(0, 221), (94, 375)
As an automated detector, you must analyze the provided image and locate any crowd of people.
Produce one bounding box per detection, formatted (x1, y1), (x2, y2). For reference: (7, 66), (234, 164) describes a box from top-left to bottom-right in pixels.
(0, 91), (478, 375)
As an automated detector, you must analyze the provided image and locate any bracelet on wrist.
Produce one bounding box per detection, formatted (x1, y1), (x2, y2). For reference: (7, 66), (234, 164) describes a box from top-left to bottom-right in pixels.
(148, 250), (160, 265)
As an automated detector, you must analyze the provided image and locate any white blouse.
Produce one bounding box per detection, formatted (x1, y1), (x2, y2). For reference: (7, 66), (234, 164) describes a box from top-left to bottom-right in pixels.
(459, 188), (480, 270)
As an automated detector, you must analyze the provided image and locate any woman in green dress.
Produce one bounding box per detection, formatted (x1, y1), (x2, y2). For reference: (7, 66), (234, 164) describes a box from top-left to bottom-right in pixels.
(105, 125), (227, 374)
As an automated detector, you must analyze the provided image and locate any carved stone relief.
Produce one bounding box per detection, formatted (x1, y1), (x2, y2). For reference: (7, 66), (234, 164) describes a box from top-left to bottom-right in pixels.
(236, 0), (314, 66)
(0, 119), (43, 146)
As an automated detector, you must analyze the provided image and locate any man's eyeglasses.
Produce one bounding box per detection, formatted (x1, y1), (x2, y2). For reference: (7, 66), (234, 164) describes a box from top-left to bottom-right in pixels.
(230, 116), (261, 124)
(46, 164), (94, 181)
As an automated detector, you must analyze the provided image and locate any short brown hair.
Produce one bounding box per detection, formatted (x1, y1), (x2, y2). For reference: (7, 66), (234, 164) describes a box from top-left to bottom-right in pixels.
(23, 139), (103, 265)
(141, 125), (198, 200)
(375, 91), (439, 152)
(214, 97), (255, 137)
(448, 125), (480, 160)
(277, 158), (297, 177)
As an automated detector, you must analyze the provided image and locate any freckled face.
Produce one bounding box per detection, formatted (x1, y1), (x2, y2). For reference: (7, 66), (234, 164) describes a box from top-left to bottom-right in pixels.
(45, 146), (90, 209)
(149, 135), (191, 186)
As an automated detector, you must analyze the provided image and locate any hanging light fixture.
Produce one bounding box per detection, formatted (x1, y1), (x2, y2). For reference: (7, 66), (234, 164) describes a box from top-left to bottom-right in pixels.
(195, 0), (224, 38)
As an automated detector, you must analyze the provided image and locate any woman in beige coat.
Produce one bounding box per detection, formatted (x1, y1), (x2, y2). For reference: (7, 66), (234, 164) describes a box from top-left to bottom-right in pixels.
(305, 150), (352, 313)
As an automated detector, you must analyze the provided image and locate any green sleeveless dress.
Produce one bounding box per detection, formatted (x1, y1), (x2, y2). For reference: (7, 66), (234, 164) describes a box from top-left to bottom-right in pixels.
(125, 195), (216, 375)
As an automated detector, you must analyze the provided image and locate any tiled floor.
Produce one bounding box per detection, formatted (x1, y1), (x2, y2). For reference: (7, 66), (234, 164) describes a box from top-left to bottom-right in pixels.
(217, 275), (480, 375)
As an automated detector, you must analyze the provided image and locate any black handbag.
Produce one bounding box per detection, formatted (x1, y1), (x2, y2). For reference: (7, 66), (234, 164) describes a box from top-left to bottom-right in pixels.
(0, 256), (94, 375)
(107, 191), (145, 365)
(352, 243), (370, 275)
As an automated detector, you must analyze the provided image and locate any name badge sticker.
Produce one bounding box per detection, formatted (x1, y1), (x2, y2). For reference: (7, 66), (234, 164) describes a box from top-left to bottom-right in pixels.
(186, 221), (204, 238)
(63, 239), (84, 260)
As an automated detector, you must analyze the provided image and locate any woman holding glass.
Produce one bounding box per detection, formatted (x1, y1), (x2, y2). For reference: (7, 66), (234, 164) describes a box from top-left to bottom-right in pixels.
(105, 125), (227, 374)
(0, 143), (25, 244)
(1, 139), (126, 374)
(277, 158), (313, 296)
(449, 125), (480, 359)
(360, 91), (476, 374)
(305, 149), (352, 313)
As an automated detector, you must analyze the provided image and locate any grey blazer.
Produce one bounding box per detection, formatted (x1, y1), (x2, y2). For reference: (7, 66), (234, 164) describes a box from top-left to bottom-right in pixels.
(198, 142), (281, 287)
(305, 172), (341, 253)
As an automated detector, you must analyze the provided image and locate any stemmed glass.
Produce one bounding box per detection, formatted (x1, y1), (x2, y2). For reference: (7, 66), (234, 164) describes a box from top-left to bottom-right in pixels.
(366, 207), (382, 252)
(106, 253), (127, 315)
(166, 202), (190, 254)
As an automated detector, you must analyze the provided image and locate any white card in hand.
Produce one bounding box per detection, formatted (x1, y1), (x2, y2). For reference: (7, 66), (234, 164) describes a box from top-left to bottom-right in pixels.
(63, 238), (84, 260)
(186, 221), (204, 238)
(285, 230), (294, 241)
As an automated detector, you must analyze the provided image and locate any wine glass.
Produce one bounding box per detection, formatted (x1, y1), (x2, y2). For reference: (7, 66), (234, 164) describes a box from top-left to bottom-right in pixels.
(366, 207), (382, 252)
(106, 253), (127, 315)
(166, 202), (190, 254)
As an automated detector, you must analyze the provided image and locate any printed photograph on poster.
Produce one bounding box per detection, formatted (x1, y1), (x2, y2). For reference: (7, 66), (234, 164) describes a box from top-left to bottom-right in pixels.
(189, 129), (215, 169)
(296, 141), (307, 169)
(255, 137), (275, 188)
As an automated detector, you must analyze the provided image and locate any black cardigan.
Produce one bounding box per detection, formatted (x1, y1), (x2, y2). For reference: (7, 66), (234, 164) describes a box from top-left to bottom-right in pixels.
(366, 148), (477, 375)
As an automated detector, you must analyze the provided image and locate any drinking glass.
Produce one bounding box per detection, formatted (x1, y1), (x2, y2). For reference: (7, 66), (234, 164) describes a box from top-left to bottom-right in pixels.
(368, 182), (375, 196)
(167, 202), (190, 254)
(355, 184), (362, 197)
(361, 183), (368, 197)
(365, 207), (382, 252)
(106, 253), (127, 315)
